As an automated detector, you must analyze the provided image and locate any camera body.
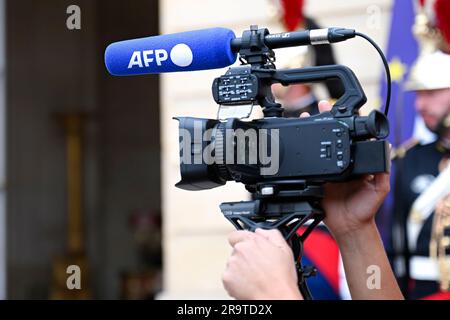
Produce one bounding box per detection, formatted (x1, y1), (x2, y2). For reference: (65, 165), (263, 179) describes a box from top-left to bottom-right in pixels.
(175, 64), (390, 192)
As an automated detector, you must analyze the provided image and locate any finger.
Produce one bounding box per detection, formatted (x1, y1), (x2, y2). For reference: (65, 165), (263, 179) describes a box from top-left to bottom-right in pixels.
(374, 172), (390, 194)
(228, 230), (254, 247)
(299, 112), (310, 118)
(272, 83), (286, 99)
(318, 100), (333, 113)
(255, 228), (288, 248)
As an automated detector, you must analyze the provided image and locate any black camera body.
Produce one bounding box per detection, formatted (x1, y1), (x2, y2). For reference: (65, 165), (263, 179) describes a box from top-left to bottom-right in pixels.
(175, 64), (390, 192)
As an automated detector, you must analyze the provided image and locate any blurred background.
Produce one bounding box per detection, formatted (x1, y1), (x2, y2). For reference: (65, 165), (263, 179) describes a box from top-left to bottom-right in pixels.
(0, 0), (417, 299)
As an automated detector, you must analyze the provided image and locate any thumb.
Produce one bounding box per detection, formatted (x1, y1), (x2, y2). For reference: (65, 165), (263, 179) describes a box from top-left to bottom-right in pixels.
(374, 172), (391, 196)
(318, 100), (333, 113)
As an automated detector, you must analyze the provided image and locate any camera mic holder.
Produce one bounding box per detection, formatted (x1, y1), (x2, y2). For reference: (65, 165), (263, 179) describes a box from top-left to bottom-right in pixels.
(213, 25), (367, 119)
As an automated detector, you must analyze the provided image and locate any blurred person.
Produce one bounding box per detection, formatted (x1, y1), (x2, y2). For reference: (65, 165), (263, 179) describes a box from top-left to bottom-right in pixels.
(390, 51), (450, 299)
(389, 0), (450, 300)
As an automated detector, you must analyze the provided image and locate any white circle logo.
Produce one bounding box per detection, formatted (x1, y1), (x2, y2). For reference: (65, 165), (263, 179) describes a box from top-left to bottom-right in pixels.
(170, 43), (193, 67)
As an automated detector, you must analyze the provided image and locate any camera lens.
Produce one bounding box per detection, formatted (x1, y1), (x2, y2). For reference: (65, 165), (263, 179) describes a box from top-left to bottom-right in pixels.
(174, 117), (231, 190)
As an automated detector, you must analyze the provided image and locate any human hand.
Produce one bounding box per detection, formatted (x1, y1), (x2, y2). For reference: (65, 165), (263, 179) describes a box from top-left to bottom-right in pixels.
(222, 228), (303, 300)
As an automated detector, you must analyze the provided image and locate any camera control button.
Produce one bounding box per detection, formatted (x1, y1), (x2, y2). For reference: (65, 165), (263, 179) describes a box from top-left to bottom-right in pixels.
(326, 146), (332, 158)
(261, 186), (275, 195)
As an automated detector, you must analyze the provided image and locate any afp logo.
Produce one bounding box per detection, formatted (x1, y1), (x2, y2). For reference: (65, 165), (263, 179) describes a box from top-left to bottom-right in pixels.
(128, 43), (193, 69)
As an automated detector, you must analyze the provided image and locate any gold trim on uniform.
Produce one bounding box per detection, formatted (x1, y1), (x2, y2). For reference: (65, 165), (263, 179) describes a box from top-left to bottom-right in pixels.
(430, 191), (450, 291)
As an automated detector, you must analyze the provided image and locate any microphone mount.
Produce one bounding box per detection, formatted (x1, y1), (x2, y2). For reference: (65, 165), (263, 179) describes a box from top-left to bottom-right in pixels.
(230, 26), (356, 54)
(236, 25), (276, 67)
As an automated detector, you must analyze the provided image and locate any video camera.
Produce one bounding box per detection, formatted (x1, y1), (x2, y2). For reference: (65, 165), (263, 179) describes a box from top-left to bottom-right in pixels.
(105, 25), (392, 299)
(175, 26), (390, 226)
(174, 26), (391, 299)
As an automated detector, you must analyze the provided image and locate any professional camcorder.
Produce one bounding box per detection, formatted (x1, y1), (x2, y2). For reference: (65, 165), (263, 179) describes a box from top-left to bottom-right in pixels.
(105, 25), (392, 299)
(176, 63), (390, 191)
(174, 26), (391, 299)
(174, 27), (390, 230)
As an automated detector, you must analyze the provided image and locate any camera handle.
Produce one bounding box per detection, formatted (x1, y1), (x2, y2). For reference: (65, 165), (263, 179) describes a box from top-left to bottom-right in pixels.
(273, 65), (367, 117)
(219, 181), (325, 300)
(251, 64), (367, 118)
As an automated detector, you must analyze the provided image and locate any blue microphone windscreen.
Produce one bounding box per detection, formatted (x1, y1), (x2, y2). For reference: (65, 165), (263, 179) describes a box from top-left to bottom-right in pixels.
(105, 27), (237, 75)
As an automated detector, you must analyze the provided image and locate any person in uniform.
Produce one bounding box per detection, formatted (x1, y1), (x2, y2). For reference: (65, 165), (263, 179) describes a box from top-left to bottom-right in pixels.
(390, 0), (450, 299)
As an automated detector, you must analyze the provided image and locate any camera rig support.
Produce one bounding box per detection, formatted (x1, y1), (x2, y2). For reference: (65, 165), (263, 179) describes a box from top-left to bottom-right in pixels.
(213, 25), (388, 299)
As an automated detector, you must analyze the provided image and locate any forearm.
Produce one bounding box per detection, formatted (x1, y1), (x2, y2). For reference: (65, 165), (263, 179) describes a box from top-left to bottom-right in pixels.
(335, 221), (404, 300)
